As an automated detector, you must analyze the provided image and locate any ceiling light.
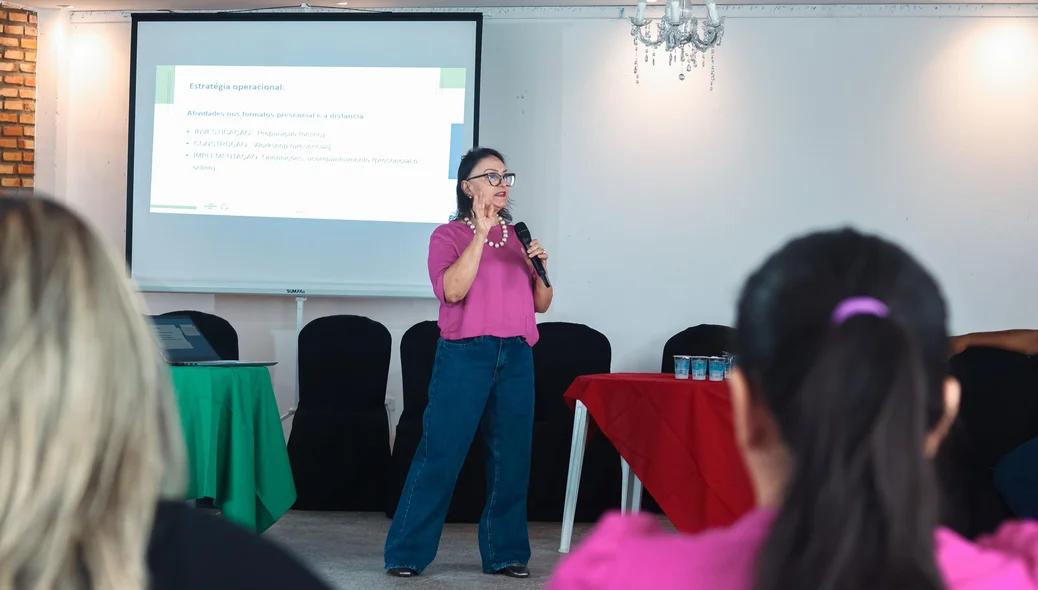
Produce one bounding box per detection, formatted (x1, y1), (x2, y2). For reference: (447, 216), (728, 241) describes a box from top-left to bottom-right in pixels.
(336, 1), (348, 4)
(629, 0), (725, 87)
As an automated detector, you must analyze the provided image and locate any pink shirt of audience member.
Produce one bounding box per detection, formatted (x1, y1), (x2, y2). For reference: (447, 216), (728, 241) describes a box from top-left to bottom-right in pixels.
(428, 220), (539, 346)
(548, 509), (1038, 590)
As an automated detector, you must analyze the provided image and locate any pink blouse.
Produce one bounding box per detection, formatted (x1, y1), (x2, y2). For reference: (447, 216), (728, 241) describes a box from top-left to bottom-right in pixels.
(548, 509), (1038, 590)
(428, 221), (540, 346)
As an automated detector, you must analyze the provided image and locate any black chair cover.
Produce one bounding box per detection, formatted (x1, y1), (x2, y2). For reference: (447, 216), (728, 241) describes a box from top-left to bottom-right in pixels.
(528, 321), (622, 522)
(159, 310), (239, 360)
(288, 315), (392, 511)
(661, 324), (737, 373)
(155, 310), (238, 509)
(939, 347), (1038, 537)
(386, 320), (487, 522)
(387, 320), (624, 523)
(638, 324), (738, 514)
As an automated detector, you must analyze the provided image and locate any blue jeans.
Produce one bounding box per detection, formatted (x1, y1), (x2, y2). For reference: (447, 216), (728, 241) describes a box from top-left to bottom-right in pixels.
(995, 436), (1038, 519)
(384, 336), (535, 574)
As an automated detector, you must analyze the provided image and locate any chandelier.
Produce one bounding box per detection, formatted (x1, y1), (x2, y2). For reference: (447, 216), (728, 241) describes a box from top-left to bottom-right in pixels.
(629, 0), (726, 88)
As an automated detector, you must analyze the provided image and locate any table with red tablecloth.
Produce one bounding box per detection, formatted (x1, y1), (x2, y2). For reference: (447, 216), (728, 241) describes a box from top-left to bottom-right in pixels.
(564, 373), (755, 535)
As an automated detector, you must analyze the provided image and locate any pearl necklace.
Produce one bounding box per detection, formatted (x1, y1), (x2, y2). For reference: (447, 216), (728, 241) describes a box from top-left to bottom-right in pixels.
(463, 215), (509, 248)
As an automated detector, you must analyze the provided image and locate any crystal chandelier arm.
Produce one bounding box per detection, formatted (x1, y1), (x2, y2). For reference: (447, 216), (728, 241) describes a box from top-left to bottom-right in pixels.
(630, 19), (667, 48)
(631, 17), (725, 53)
(677, 17), (725, 52)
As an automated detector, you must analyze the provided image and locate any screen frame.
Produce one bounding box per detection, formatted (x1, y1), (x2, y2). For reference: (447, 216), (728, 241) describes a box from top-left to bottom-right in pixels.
(125, 11), (484, 286)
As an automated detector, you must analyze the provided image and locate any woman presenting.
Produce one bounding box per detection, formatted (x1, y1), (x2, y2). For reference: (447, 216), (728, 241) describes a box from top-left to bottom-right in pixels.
(384, 147), (553, 579)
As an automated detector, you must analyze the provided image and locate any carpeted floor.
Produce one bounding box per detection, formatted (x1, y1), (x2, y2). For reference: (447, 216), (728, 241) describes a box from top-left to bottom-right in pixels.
(265, 511), (596, 590)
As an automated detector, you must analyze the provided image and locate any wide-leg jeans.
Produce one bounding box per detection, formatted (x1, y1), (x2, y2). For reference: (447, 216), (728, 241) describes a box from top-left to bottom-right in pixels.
(384, 336), (535, 574)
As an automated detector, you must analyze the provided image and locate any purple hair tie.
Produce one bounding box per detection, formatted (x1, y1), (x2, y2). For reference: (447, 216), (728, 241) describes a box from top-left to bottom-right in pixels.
(831, 297), (889, 325)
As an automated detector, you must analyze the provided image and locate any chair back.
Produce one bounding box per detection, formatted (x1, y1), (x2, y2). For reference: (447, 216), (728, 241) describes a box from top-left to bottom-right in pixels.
(533, 322), (611, 423)
(951, 347), (1038, 468)
(399, 320), (441, 424)
(661, 324), (736, 373)
(298, 315), (391, 412)
(159, 310), (239, 361)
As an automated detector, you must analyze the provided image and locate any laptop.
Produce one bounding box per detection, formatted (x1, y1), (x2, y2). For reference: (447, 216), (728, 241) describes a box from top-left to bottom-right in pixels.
(151, 315), (278, 368)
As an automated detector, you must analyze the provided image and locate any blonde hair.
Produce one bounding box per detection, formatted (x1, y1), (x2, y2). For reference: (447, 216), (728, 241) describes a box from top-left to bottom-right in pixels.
(0, 196), (186, 590)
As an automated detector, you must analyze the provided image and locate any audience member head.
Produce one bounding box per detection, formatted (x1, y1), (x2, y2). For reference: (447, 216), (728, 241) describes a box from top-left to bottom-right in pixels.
(0, 196), (185, 590)
(730, 228), (959, 590)
(454, 146), (513, 222)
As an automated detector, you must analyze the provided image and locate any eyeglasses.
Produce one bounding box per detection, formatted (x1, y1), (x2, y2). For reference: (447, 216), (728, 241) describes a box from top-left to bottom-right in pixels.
(467, 172), (516, 187)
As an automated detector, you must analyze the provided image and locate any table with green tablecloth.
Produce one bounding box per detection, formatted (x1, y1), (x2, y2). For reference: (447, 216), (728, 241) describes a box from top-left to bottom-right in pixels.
(170, 365), (296, 533)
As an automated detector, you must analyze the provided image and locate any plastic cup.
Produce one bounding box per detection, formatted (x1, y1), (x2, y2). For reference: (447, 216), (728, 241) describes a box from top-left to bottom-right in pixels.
(709, 357), (726, 381)
(673, 355), (691, 379)
(691, 357), (708, 381)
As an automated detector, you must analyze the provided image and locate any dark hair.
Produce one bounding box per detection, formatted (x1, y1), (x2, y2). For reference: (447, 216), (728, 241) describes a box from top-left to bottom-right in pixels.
(737, 228), (949, 590)
(452, 146), (512, 223)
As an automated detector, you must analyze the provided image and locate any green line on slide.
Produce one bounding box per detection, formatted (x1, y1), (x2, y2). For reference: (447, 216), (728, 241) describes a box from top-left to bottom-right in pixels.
(439, 68), (466, 90)
(155, 66), (176, 105)
(152, 204), (197, 210)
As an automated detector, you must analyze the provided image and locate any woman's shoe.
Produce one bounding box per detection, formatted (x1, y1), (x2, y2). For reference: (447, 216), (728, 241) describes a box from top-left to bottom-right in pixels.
(387, 567), (418, 577)
(495, 565), (530, 578)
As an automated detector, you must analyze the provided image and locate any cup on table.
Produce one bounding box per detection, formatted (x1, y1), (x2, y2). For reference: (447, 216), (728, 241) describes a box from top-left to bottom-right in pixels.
(709, 357), (726, 381)
(691, 356), (708, 381)
(673, 355), (691, 379)
(723, 354), (734, 378)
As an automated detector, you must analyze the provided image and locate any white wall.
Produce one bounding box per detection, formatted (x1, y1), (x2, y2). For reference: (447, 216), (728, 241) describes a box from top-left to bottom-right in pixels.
(33, 6), (68, 199)
(34, 5), (1038, 437)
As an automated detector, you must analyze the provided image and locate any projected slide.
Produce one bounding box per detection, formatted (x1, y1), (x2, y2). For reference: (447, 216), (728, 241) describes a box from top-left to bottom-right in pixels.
(148, 65), (467, 224)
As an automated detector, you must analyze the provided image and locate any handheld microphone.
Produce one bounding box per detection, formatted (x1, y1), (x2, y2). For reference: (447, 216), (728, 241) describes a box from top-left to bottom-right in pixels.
(514, 222), (551, 289)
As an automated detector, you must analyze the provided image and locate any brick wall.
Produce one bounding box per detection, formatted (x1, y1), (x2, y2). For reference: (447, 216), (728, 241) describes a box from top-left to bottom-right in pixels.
(0, 7), (35, 192)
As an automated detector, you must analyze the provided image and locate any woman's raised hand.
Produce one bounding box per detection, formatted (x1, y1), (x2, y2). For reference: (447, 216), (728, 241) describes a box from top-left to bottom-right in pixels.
(471, 193), (495, 237)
